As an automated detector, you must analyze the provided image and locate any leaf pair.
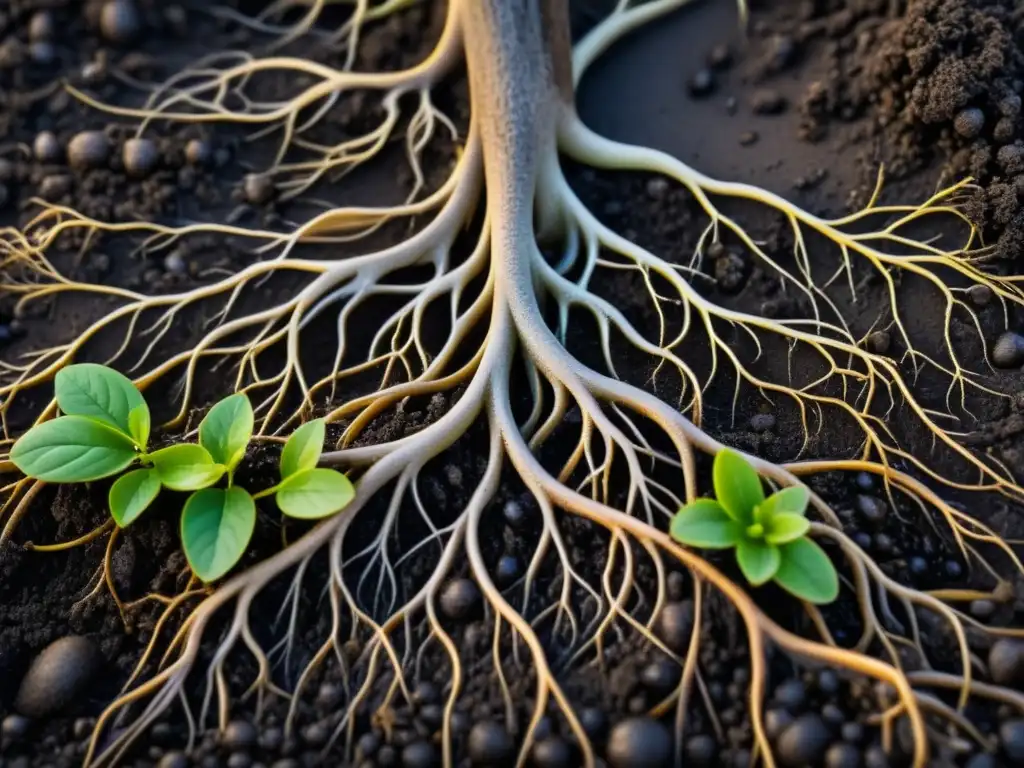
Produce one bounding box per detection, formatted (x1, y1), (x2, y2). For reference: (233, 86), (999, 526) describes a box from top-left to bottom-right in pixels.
(11, 365), (151, 483)
(270, 419), (354, 520)
(670, 449), (839, 605)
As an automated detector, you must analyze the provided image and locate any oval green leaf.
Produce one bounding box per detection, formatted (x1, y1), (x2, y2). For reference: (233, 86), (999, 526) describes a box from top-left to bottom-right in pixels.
(109, 468), (161, 527)
(181, 486), (255, 582)
(736, 538), (781, 586)
(670, 499), (744, 549)
(280, 419), (325, 479)
(755, 485), (809, 523)
(150, 444), (225, 491)
(713, 448), (764, 525)
(774, 537), (840, 604)
(10, 416), (138, 482)
(198, 394), (253, 471)
(128, 404), (151, 450)
(54, 364), (147, 437)
(764, 512), (811, 545)
(275, 468), (354, 520)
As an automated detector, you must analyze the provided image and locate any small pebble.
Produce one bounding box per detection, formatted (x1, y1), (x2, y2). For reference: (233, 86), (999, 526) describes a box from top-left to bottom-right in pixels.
(750, 413), (776, 432)
(222, 720), (257, 750)
(873, 533), (894, 555)
(356, 732), (381, 759)
(854, 472), (875, 491)
(1002, 94), (1022, 117)
(666, 571), (687, 601)
(579, 707), (607, 741)
(776, 714), (830, 767)
(856, 495), (886, 524)
(226, 754), (251, 768)
(968, 284), (993, 307)
(301, 722), (328, 747)
(15, 636), (101, 718)
(863, 745), (890, 768)
(751, 89), (787, 115)
(773, 679), (806, 712)
(1001, 719), (1024, 761)
(157, 753), (189, 768)
(531, 737), (571, 768)
(163, 251), (186, 275)
(503, 500), (527, 527)
(853, 531), (872, 549)
(401, 740), (439, 768)
(953, 108), (985, 139)
(997, 144), (1024, 174)
(767, 35), (797, 72)
(412, 682), (440, 705)
(242, 172), (275, 205)
(944, 559), (963, 579)
(841, 722), (864, 743)
(655, 600), (694, 653)
(995, 117), (1016, 143)
(67, 130), (111, 170)
(908, 556), (928, 575)
(467, 721), (514, 766)
(185, 138), (212, 166)
(495, 554), (521, 586)
(100, 0), (142, 45)
(439, 578), (480, 620)
(34, 131), (61, 163)
(707, 43), (733, 70)
(684, 734), (717, 765)
(29, 41), (55, 65)
(739, 131), (759, 146)
(418, 704), (443, 730)
(764, 709), (794, 741)
(640, 658), (679, 694)
(29, 11), (55, 42)
(825, 743), (861, 768)
(993, 332), (1024, 368)
(817, 669), (840, 694)
(866, 331), (891, 355)
(688, 69), (715, 98)
(606, 718), (672, 768)
(1, 714), (30, 741)
(988, 639), (1024, 687)
(122, 137), (159, 176)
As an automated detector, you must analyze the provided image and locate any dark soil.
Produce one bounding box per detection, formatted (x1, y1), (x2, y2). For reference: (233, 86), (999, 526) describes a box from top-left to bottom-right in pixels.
(2, 1), (1024, 768)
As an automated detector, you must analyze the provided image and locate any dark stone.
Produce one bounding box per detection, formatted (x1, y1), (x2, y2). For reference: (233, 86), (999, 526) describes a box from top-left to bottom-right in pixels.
(750, 413), (776, 432)
(34, 131), (61, 163)
(968, 285), (993, 307)
(29, 12), (55, 42)
(640, 658), (679, 694)
(243, 173), (275, 205)
(301, 722), (328, 747)
(39, 174), (72, 200)
(1, 714), (30, 741)
(989, 639), (1024, 687)
(226, 753), (252, 768)
(954, 108), (985, 139)
(503, 500), (527, 527)
(684, 734), (717, 765)
(1003, 719), (1024, 761)
(67, 130), (111, 169)
(157, 753), (189, 768)
(123, 138), (159, 176)
(773, 679), (806, 712)
(163, 251), (186, 275)
(817, 669), (840, 695)
(15, 636), (101, 718)
(418, 704), (443, 730)
(993, 332), (1024, 368)
(222, 720), (257, 750)
(579, 707), (608, 741)
(29, 41), (55, 65)
(412, 682), (440, 705)
(764, 709), (794, 741)
(259, 727), (283, 751)
(751, 89), (786, 115)
(739, 131), (759, 146)
(863, 745), (890, 768)
(853, 532), (872, 549)
(855, 495), (886, 524)
(995, 117), (1017, 143)
(767, 35), (798, 71)
(532, 737), (572, 768)
(688, 69), (715, 98)
(854, 472), (874, 491)
(666, 571), (687, 601)
(825, 743), (861, 768)
(378, 745), (399, 766)
(873, 533), (894, 555)
(776, 714), (830, 767)
(401, 740), (440, 768)
(100, 0), (142, 44)
(707, 44), (732, 70)
(655, 600), (694, 653)
(185, 139), (212, 166)
(866, 331), (891, 355)
(495, 555), (521, 585)
(439, 578), (481, 620)
(1002, 94), (1022, 117)
(997, 145), (1024, 175)
(468, 721), (514, 766)
(908, 556), (928, 576)
(944, 559), (962, 579)
(841, 723), (864, 743)
(606, 718), (672, 768)
(356, 732), (381, 759)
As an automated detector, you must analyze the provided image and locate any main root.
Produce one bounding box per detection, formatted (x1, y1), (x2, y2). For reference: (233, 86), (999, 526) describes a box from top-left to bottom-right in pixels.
(3, 1), (1024, 766)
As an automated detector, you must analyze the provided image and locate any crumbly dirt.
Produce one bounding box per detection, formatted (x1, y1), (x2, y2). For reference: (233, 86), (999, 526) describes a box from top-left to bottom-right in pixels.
(2, 1), (1024, 768)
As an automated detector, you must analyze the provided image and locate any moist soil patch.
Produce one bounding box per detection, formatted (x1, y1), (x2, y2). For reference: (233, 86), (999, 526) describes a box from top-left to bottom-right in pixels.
(2, 1), (1024, 768)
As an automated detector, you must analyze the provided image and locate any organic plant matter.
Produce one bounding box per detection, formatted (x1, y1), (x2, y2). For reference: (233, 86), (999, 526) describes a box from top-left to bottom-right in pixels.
(9, 364), (354, 582)
(670, 448), (838, 604)
(1, 0), (1024, 766)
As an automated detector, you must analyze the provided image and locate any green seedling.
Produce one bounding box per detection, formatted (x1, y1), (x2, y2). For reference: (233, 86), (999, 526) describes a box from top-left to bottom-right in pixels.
(669, 448), (839, 604)
(10, 364), (355, 582)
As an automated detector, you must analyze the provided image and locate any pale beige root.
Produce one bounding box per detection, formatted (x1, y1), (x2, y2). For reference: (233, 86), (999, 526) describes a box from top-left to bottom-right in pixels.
(0, 2), (1020, 767)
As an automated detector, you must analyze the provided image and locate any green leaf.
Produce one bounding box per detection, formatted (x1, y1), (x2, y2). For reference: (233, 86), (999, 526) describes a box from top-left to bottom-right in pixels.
(670, 499), (744, 549)
(128, 405), (150, 450)
(109, 468), (161, 527)
(275, 468), (354, 520)
(764, 512), (811, 545)
(736, 538), (781, 586)
(198, 394), (253, 471)
(150, 444), (225, 491)
(713, 448), (764, 525)
(54, 364), (147, 438)
(279, 419), (325, 479)
(755, 485), (809, 523)
(774, 537), (840, 604)
(10, 416), (137, 482)
(180, 486), (255, 582)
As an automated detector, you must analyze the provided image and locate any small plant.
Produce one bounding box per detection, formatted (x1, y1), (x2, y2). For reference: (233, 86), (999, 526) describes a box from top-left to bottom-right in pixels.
(670, 449), (839, 604)
(10, 364), (354, 582)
